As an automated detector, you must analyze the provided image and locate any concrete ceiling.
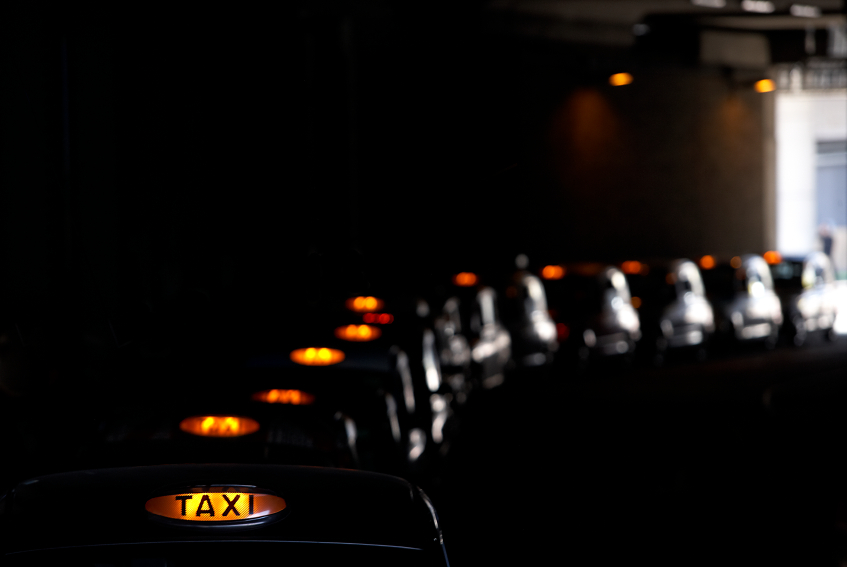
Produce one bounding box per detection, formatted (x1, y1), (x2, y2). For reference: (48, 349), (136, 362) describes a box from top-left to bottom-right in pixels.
(485, 0), (845, 45)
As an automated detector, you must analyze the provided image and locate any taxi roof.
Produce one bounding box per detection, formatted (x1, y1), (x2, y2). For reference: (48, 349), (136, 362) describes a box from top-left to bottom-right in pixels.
(0, 465), (443, 559)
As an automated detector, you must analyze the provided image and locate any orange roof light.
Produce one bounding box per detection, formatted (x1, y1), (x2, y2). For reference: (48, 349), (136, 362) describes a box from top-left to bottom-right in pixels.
(334, 324), (381, 342)
(345, 296), (384, 312)
(180, 415), (260, 438)
(699, 255), (716, 270)
(755, 79), (775, 93)
(609, 73), (634, 86)
(252, 389), (315, 405)
(290, 347), (345, 366)
(146, 487), (286, 523)
(763, 250), (782, 265)
(621, 261), (642, 275)
(541, 265), (565, 280)
(730, 256), (742, 268)
(453, 272), (478, 287)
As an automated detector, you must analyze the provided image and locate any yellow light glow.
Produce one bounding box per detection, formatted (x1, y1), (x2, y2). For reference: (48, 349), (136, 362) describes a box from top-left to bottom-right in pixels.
(334, 324), (381, 342)
(609, 73), (634, 86)
(290, 347), (345, 366)
(755, 79), (775, 93)
(730, 256), (742, 268)
(453, 272), (478, 287)
(180, 415), (260, 438)
(146, 489), (286, 522)
(631, 296), (642, 309)
(699, 255), (716, 270)
(345, 296), (385, 313)
(541, 265), (565, 280)
(252, 389), (316, 405)
(763, 250), (782, 265)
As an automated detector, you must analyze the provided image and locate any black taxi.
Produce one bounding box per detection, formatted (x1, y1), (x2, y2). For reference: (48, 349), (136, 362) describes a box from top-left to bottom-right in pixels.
(0, 464), (450, 566)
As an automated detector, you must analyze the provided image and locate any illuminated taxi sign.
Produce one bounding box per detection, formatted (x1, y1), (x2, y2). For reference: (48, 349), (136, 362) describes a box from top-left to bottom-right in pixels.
(145, 487), (286, 525)
(290, 347), (345, 366)
(541, 265), (565, 280)
(346, 296), (384, 312)
(452, 272), (478, 286)
(180, 415), (260, 438)
(335, 324), (381, 341)
(621, 261), (642, 275)
(252, 388), (315, 405)
(763, 250), (782, 265)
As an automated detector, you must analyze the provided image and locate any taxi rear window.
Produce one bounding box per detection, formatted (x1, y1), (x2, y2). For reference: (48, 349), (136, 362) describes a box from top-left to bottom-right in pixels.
(4, 541), (428, 567)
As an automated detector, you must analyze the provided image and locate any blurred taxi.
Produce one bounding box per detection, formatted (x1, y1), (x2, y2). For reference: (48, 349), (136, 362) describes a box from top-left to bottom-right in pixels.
(702, 254), (783, 348)
(468, 287), (512, 389)
(432, 271), (512, 391)
(542, 263), (641, 366)
(769, 251), (839, 345)
(433, 296), (472, 404)
(623, 259), (714, 364)
(0, 464), (450, 566)
(503, 270), (558, 367)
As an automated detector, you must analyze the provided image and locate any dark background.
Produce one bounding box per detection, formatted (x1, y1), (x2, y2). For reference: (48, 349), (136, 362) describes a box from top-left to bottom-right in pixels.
(2, 2), (847, 566)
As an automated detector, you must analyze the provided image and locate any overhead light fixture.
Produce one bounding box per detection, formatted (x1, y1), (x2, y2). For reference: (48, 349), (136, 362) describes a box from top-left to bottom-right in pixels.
(741, 0), (775, 13)
(755, 79), (776, 92)
(609, 73), (634, 86)
(790, 4), (821, 17)
(691, 0), (726, 7)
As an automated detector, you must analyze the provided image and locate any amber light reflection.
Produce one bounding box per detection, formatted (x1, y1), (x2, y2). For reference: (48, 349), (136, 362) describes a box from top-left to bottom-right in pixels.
(335, 324), (381, 342)
(253, 389), (315, 405)
(290, 347), (345, 366)
(180, 416), (260, 438)
(731, 256), (742, 269)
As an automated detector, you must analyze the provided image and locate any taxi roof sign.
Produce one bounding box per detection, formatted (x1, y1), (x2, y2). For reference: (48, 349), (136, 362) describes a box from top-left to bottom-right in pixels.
(179, 415), (260, 437)
(145, 486), (286, 527)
